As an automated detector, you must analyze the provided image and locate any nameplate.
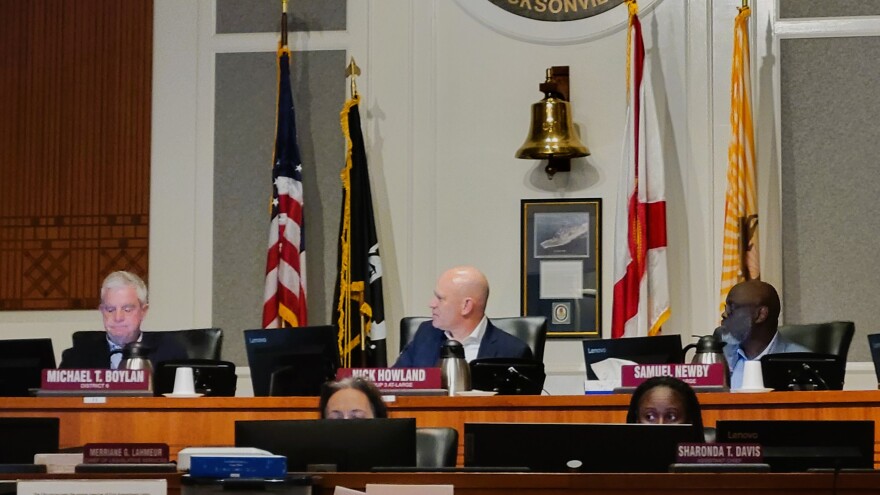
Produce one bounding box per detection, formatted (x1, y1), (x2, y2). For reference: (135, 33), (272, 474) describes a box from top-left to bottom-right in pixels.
(83, 443), (169, 464)
(676, 443), (763, 464)
(41, 369), (151, 391)
(336, 368), (441, 390)
(620, 363), (726, 388)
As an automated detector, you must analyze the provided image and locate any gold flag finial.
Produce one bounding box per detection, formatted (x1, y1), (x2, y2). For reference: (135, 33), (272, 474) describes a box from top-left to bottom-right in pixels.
(280, 0), (289, 48)
(346, 57), (361, 98)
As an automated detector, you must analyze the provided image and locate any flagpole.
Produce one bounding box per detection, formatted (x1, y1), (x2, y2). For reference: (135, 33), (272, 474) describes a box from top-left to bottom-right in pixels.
(279, 0), (288, 329)
(281, 0), (288, 48)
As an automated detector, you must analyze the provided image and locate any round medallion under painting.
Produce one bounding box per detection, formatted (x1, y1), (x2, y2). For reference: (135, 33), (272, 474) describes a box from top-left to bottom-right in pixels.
(487, 0), (625, 22)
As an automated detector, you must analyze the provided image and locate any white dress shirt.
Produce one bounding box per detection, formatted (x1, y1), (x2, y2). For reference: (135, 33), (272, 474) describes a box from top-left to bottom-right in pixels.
(445, 316), (488, 363)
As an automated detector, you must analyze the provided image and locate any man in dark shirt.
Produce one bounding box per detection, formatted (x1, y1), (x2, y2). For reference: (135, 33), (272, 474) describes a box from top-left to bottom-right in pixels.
(394, 266), (532, 367)
(59, 271), (187, 369)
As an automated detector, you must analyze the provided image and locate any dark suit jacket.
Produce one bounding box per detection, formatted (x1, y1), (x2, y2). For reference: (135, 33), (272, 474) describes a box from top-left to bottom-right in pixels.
(393, 320), (533, 368)
(59, 331), (188, 369)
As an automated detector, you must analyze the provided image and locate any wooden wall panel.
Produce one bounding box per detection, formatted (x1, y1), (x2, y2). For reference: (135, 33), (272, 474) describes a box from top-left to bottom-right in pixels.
(0, 0), (152, 310)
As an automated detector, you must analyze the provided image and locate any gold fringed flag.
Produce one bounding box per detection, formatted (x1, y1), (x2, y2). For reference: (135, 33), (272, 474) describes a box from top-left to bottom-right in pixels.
(719, 4), (759, 310)
(611, 0), (670, 338)
(262, 43), (308, 328)
(333, 94), (387, 367)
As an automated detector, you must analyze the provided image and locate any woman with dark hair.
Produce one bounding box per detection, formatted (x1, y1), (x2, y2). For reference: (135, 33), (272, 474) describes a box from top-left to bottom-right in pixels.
(319, 377), (387, 419)
(626, 376), (704, 434)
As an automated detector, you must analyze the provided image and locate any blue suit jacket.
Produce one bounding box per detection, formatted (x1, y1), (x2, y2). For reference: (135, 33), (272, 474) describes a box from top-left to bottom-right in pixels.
(59, 331), (189, 369)
(393, 320), (533, 368)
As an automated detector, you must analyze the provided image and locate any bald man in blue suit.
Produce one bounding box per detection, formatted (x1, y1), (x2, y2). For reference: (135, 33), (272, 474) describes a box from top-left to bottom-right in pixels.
(394, 266), (532, 368)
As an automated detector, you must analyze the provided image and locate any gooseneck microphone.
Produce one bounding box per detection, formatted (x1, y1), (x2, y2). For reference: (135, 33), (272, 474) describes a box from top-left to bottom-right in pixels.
(800, 362), (830, 390)
(506, 366), (550, 395)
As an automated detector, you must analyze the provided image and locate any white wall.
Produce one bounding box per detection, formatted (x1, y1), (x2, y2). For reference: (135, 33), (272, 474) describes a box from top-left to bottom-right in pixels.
(367, 0), (713, 394)
(2, 0), (875, 394)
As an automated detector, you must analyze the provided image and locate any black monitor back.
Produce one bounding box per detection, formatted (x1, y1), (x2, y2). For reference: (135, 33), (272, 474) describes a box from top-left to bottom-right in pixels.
(715, 420), (874, 472)
(235, 418), (416, 472)
(582, 335), (683, 380)
(154, 359), (237, 396)
(0, 418), (59, 463)
(0, 338), (56, 397)
(465, 422), (702, 473)
(868, 333), (880, 383)
(760, 352), (845, 391)
(470, 358), (545, 395)
(244, 326), (339, 396)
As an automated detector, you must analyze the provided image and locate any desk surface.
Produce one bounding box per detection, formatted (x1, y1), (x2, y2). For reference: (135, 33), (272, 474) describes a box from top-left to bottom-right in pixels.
(6, 471), (880, 495)
(3, 391), (880, 464)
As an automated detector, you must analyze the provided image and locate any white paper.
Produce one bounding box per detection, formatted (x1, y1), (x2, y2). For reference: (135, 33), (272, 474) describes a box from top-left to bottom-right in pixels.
(18, 480), (166, 495)
(334, 487), (366, 495)
(590, 357), (639, 387)
(366, 484), (453, 495)
(33, 453), (83, 473)
(539, 260), (583, 299)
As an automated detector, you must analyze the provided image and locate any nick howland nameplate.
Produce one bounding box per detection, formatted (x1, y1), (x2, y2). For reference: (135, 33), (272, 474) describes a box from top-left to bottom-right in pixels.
(336, 367), (441, 390)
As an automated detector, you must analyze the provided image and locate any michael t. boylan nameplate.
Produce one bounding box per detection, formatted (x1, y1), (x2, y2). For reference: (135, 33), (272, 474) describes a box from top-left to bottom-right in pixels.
(41, 369), (150, 391)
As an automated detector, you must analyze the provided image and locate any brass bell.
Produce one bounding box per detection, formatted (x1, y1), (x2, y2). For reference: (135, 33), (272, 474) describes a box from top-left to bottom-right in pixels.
(516, 67), (589, 179)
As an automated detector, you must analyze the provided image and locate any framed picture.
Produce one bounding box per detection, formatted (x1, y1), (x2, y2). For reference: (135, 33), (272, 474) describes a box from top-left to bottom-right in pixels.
(521, 198), (601, 338)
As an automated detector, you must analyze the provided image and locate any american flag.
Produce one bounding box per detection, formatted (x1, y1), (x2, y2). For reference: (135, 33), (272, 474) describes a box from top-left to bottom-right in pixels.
(262, 46), (307, 328)
(611, 0), (669, 338)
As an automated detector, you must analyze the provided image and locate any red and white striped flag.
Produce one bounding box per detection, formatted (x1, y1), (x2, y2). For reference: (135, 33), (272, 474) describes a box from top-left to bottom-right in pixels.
(262, 46), (307, 328)
(719, 5), (759, 310)
(611, 1), (670, 338)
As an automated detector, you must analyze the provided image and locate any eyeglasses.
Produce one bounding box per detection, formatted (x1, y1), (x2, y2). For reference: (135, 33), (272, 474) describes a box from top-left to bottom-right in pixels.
(99, 304), (141, 316)
(722, 301), (757, 316)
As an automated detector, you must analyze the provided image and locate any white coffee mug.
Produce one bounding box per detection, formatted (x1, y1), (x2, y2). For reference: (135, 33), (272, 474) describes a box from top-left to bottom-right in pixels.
(741, 360), (765, 390)
(172, 367), (196, 395)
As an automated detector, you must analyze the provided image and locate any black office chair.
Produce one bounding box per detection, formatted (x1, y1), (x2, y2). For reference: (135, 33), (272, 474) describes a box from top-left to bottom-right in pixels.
(711, 321), (855, 362)
(399, 317), (430, 352)
(399, 316), (548, 362)
(71, 328), (223, 360)
(491, 317), (548, 362)
(777, 321), (855, 362)
(416, 427), (458, 468)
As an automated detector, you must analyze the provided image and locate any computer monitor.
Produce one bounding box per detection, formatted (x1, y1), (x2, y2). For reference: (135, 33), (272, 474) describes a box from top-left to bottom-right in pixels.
(0, 418), (59, 463)
(0, 338), (56, 397)
(465, 422), (702, 473)
(244, 326), (339, 397)
(715, 420), (874, 472)
(760, 352), (845, 391)
(582, 335), (683, 380)
(235, 418), (417, 472)
(866, 333), (880, 385)
(470, 358), (545, 395)
(153, 359), (237, 396)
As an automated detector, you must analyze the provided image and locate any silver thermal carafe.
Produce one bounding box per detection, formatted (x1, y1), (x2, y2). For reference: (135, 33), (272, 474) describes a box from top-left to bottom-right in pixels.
(438, 340), (471, 396)
(683, 332), (729, 387)
(119, 342), (154, 391)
